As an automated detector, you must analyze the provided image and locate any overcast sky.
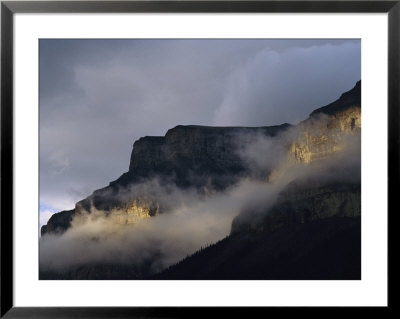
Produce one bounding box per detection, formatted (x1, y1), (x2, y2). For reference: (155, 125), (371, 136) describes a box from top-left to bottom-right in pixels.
(39, 39), (361, 226)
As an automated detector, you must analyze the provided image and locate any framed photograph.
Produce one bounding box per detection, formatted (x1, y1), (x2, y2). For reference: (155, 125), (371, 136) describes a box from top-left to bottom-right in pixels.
(1, 0), (396, 317)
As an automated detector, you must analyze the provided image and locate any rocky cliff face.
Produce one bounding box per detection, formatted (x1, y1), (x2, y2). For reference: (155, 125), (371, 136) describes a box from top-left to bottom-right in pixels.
(231, 181), (361, 235)
(289, 81), (360, 164)
(129, 125), (290, 176)
(289, 106), (361, 164)
(42, 124), (290, 235)
(231, 80), (361, 235)
(108, 199), (159, 225)
(41, 209), (74, 236)
(41, 81), (361, 237)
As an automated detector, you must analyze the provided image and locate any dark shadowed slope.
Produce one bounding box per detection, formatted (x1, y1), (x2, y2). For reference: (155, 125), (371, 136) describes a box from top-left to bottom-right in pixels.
(153, 217), (361, 280)
(153, 179), (361, 280)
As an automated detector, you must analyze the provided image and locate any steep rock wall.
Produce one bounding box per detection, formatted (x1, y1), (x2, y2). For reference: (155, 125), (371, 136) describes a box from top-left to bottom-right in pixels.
(289, 106), (361, 164)
(41, 81), (361, 236)
(231, 181), (361, 235)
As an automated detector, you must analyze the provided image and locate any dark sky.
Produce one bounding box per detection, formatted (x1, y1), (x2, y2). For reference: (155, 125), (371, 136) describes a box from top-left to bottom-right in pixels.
(39, 39), (361, 225)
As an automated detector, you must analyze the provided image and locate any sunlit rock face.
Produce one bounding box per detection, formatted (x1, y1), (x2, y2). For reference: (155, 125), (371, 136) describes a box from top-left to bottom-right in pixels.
(74, 195), (159, 225)
(290, 106), (361, 164)
(110, 199), (159, 225)
(289, 80), (361, 164)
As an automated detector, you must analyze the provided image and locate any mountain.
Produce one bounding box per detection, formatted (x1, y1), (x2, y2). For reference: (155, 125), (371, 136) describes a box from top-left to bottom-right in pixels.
(41, 123), (291, 235)
(40, 81), (361, 280)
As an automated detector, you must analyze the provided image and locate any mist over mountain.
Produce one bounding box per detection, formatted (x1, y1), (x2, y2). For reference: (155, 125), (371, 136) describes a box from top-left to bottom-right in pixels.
(40, 81), (361, 280)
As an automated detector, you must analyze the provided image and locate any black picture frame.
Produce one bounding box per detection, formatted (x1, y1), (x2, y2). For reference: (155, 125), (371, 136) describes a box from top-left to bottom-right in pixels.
(1, 1), (397, 317)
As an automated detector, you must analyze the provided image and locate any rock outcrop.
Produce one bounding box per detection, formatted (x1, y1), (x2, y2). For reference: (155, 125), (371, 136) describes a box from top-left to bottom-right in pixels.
(41, 209), (74, 236)
(231, 180), (361, 235)
(129, 124), (290, 176)
(289, 106), (360, 164)
(289, 81), (360, 164)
